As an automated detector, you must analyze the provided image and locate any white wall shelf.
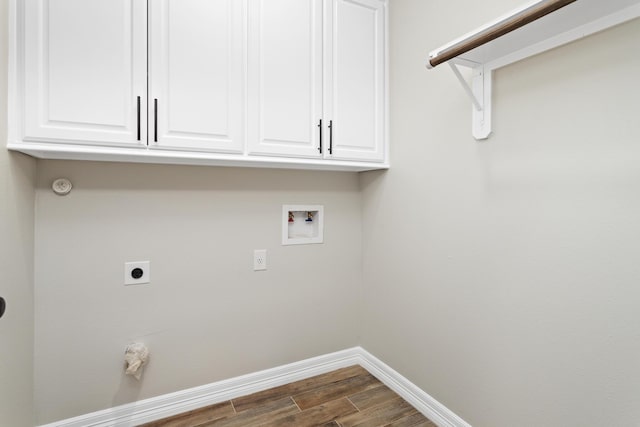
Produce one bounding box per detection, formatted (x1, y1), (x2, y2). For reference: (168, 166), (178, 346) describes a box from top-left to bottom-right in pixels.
(426, 0), (640, 140)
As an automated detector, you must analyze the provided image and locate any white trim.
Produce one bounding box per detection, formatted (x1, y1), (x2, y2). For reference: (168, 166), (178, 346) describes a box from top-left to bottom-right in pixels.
(357, 348), (472, 427)
(39, 347), (471, 427)
(6, 142), (388, 172)
(7, 0), (21, 146)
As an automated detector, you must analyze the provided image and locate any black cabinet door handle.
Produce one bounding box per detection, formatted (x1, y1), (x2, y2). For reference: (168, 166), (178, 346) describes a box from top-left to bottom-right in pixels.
(328, 120), (333, 154)
(136, 96), (141, 141)
(317, 119), (323, 153)
(154, 99), (158, 143)
(0, 297), (6, 319)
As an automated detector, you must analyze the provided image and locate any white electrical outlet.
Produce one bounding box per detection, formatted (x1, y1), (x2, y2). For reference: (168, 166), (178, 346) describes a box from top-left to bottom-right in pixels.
(124, 261), (150, 285)
(253, 250), (267, 271)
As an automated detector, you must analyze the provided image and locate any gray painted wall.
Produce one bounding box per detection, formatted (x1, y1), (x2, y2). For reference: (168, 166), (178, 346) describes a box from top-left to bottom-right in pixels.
(6, 1), (640, 425)
(34, 161), (363, 423)
(0, 0), (36, 425)
(361, 1), (640, 426)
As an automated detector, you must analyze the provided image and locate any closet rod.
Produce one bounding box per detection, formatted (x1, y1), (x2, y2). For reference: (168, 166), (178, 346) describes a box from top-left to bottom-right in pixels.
(428, 0), (577, 68)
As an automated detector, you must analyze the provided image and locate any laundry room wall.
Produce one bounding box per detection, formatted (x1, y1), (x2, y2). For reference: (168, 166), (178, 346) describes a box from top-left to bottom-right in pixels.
(361, 1), (640, 425)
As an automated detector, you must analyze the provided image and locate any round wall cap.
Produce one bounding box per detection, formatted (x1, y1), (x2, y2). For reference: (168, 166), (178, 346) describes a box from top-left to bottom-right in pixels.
(52, 178), (73, 195)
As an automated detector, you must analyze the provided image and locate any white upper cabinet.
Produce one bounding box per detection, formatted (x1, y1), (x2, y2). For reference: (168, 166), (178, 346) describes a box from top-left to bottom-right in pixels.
(326, 0), (385, 162)
(247, 0), (323, 158)
(10, 0), (388, 171)
(149, 0), (244, 153)
(23, 0), (147, 146)
(247, 0), (386, 163)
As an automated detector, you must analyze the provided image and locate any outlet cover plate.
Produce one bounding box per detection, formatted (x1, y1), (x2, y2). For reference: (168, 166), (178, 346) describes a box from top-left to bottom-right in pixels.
(124, 261), (150, 285)
(253, 250), (267, 271)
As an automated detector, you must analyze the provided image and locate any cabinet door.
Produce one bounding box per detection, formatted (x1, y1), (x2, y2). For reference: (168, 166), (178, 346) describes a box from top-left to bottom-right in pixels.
(23, 0), (147, 146)
(247, 0), (323, 158)
(326, 0), (386, 162)
(149, 0), (244, 153)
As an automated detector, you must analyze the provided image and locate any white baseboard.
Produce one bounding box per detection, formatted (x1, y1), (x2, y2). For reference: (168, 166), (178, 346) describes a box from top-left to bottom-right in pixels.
(356, 348), (472, 427)
(40, 347), (471, 427)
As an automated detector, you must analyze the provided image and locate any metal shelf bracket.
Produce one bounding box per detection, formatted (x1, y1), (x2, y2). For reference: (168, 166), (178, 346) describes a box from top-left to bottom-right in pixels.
(448, 63), (492, 140)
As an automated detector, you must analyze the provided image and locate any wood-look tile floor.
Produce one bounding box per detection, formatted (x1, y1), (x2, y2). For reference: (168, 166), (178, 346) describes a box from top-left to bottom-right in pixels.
(140, 365), (437, 427)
